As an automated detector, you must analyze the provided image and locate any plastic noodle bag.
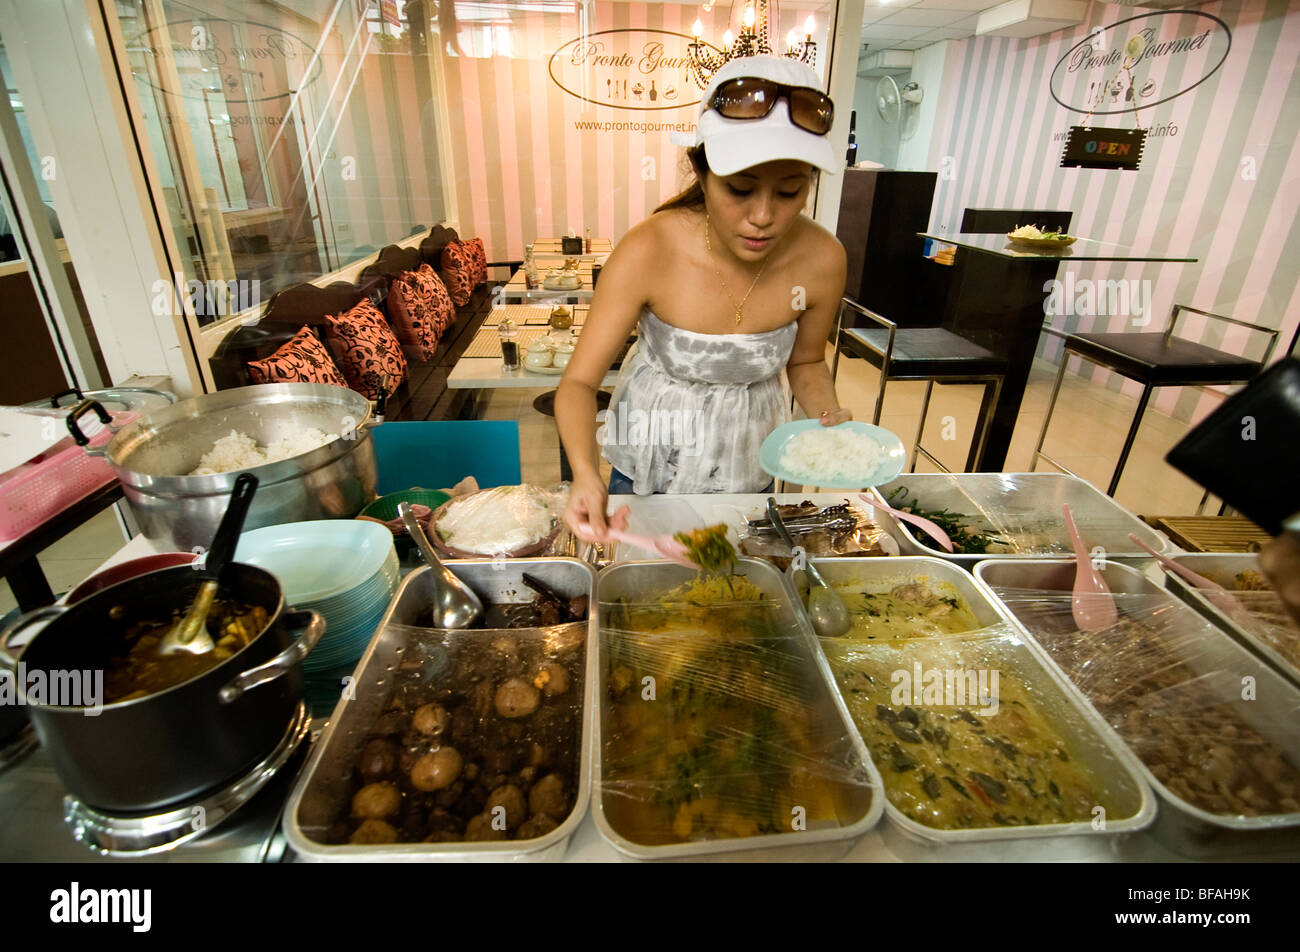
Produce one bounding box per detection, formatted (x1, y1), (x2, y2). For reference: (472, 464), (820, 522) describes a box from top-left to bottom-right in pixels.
(432, 483), (568, 557)
(986, 585), (1300, 821)
(735, 499), (896, 569)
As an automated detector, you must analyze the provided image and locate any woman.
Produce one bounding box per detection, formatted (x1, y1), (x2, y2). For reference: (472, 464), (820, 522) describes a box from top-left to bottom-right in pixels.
(556, 55), (850, 539)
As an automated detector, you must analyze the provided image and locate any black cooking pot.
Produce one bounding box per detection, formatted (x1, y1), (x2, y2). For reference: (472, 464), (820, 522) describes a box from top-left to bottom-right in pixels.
(0, 563), (322, 814)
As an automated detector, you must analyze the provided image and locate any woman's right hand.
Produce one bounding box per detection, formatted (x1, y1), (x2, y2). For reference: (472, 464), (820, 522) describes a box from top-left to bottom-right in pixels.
(564, 471), (629, 542)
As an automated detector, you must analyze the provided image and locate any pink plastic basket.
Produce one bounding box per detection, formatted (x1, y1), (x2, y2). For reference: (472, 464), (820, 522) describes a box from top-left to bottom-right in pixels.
(0, 411), (137, 543)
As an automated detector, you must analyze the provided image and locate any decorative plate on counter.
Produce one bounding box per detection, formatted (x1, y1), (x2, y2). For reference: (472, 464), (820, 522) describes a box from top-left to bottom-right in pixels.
(1006, 233), (1077, 248)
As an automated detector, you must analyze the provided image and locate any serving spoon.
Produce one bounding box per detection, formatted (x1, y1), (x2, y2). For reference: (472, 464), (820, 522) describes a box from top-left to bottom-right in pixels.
(860, 493), (956, 553)
(574, 522), (697, 568)
(1126, 533), (1254, 625)
(768, 498), (852, 638)
(159, 472), (258, 656)
(1063, 503), (1118, 631)
(399, 501), (484, 628)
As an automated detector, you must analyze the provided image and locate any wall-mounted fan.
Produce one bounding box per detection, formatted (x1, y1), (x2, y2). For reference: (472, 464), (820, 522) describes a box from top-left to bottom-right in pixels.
(875, 76), (924, 124)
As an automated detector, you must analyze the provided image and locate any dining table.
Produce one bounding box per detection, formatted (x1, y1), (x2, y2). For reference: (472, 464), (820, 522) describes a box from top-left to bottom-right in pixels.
(915, 232), (1198, 471)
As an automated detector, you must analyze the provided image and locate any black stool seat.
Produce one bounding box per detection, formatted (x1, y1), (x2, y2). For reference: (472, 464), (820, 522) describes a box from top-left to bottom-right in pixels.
(1067, 332), (1262, 385)
(844, 327), (1006, 379)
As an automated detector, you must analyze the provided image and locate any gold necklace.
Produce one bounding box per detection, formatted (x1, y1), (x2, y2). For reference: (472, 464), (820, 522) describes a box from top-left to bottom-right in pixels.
(705, 214), (768, 325)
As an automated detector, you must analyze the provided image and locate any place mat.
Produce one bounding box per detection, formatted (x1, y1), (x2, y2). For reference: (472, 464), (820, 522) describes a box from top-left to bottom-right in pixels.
(479, 305), (552, 326)
(1144, 515), (1273, 553)
(461, 326), (550, 358)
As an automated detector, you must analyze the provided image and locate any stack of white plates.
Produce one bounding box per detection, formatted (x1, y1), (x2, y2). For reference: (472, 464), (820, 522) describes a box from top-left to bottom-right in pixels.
(234, 520), (399, 675)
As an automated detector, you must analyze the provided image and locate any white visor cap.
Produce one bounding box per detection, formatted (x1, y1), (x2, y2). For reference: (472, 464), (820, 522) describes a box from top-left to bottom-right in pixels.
(670, 55), (839, 176)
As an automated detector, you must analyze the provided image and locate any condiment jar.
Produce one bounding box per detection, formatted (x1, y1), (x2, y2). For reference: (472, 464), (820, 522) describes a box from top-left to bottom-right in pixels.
(523, 341), (553, 371)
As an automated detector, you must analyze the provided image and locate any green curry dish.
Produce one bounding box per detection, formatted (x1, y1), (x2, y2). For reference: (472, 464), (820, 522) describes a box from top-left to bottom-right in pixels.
(883, 486), (1010, 555)
(674, 524), (738, 573)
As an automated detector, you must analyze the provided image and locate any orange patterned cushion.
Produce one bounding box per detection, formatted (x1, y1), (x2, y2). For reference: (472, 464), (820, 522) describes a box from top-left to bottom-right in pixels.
(440, 240), (475, 307)
(388, 269), (441, 361)
(466, 237), (488, 286)
(418, 263), (455, 335)
(323, 298), (407, 400)
(247, 326), (348, 387)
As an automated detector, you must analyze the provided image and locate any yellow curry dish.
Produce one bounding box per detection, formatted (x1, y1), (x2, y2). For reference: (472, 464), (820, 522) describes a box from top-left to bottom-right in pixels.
(823, 579), (1123, 831)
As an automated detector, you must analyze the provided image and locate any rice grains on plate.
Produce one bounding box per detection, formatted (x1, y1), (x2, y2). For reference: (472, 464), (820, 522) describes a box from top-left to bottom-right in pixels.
(779, 428), (883, 485)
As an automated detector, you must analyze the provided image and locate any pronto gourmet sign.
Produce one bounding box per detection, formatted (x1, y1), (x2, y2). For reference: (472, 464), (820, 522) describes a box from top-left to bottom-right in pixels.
(549, 29), (717, 110)
(132, 18), (322, 103)
(1050, 11), (1231, 115)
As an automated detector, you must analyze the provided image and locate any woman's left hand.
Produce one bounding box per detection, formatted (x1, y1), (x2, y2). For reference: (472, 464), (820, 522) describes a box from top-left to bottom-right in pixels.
(818, 408), (853, 426)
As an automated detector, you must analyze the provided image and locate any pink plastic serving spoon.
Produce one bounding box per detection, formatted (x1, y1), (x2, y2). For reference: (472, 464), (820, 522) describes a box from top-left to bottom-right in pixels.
(861, 493), (955, 553)
(1063, 503), (1119, 630)
(1127, 533), (1253, 625)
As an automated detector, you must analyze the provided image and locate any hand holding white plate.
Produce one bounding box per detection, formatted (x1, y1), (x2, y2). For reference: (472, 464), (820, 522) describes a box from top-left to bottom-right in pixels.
(759, 420), (905, 489)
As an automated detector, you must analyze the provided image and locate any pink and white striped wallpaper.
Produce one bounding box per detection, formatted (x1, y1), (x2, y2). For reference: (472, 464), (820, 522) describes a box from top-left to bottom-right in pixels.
(924, 0), (1300, 424)
(436, 2), (832, 263)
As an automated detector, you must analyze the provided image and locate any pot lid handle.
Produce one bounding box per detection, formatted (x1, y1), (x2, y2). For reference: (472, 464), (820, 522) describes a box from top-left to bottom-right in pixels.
(0, 605), (65, 669)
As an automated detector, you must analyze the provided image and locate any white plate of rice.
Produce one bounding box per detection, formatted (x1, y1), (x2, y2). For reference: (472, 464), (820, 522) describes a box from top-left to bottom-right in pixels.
(759, 420), (906, 488)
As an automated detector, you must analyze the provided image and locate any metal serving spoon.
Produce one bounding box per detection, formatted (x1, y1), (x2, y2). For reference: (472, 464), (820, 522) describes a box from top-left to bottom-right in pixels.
(1063, 503), (1118, 631)
(767, 497), (851, 638)
(160, 472), (258, 656)
(399, 501), (484, 628)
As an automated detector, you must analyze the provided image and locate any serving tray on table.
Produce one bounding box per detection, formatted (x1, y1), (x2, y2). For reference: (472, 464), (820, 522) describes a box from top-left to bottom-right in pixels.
(593, 557), (883, 860)
(868, 473), (1167, 568)
(806, 556), (1153, 861)
(283, 557), (597, 862)
(977, 558), (1300, 859)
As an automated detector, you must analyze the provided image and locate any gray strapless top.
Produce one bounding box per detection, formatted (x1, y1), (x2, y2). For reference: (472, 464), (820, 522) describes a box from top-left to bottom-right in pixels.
(602, 309), (798, 493)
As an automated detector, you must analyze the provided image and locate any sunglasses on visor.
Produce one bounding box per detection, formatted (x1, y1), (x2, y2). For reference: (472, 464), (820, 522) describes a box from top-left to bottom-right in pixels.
(708, 78), (835, 136)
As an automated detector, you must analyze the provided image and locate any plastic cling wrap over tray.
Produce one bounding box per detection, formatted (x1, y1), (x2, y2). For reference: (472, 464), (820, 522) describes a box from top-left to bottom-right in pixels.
(736, 499), (895, 568)
(431, 484), (568, 557)
(987, 587), (1300, 822)
(599, 575), (876, 847)
(308, 620), (587, 847)
(820, 576), (1141, 832)
(876, 475), (1162, 557)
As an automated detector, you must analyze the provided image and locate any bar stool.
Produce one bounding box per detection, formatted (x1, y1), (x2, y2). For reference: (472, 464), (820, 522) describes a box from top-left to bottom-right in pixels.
(831, 298), (1006, 473)
(1032, 304), (1280, 496)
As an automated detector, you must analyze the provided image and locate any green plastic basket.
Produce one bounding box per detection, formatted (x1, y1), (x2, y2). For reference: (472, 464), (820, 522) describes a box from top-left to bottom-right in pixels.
(358, 489), (451, 524)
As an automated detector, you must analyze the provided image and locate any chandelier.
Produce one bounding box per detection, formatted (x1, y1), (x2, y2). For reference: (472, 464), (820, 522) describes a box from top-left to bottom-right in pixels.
(686, 1), (818, 89)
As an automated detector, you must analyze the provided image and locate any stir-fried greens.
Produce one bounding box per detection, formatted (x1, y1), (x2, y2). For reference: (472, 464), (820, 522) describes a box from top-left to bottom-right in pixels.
(884, 486), (1010, 554)
(674, 524), (737, 573)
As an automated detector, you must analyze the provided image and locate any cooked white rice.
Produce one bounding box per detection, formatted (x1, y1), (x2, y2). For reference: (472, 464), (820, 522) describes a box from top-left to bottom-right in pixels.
(190, 428), (335, 475)
(779, 427), (883, 483)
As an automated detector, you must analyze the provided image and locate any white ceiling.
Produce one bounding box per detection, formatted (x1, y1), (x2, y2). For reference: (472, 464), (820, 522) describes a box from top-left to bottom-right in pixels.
(859, 0), (1007, 54)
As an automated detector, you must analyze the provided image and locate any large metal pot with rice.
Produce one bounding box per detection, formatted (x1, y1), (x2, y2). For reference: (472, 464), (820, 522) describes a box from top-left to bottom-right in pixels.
(67, 383), (378, 551)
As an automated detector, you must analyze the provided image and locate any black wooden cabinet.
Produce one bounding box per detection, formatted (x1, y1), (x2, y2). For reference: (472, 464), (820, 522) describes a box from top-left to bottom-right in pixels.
(834, 169), (941, 332)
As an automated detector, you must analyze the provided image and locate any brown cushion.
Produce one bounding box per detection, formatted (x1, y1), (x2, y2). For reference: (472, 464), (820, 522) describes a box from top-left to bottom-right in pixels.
(388, 268), (442, 361)
(323, 299), (408, 400)
(465, 237), (488, 286)
(247, 326), (348, 387)
(440, 240), (475, 307)
(418, 263), (455, 335)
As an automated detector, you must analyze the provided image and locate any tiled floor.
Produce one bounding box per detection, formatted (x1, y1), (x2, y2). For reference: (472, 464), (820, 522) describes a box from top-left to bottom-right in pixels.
(0, 353), (1217, 615)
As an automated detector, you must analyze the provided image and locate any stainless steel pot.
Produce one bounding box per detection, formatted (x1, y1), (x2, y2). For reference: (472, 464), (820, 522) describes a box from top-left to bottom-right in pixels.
(0, 563), (323, 813)
(67, 383), (378, 550)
